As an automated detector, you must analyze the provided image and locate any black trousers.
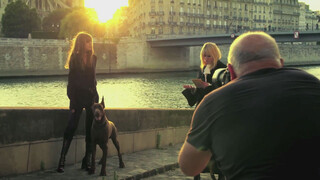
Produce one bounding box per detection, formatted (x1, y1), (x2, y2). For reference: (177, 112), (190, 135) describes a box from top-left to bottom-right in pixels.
(63, 104), (94, 144)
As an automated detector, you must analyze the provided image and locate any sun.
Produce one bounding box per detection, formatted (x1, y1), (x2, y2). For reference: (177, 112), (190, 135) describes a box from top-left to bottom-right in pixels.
(84, 0), (128, 23)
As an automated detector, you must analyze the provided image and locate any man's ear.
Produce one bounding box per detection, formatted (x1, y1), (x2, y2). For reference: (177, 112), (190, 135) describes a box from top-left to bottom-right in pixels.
(279, 58), (284, 67)
(227, 64), (237, 80)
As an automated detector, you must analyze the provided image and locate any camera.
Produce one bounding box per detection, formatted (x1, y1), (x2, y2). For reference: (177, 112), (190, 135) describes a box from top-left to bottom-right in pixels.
(212, 68), (231, 88)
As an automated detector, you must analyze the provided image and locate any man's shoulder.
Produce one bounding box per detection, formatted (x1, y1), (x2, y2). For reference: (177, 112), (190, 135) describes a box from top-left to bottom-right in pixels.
(278, 67), (319, 81)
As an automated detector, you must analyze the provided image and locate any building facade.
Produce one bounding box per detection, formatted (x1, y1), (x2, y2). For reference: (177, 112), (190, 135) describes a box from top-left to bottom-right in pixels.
(127, 0), (318, 39)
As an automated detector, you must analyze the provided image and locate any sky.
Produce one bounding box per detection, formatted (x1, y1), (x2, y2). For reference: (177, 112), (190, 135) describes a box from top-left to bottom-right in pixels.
(298, 0), (320, 11)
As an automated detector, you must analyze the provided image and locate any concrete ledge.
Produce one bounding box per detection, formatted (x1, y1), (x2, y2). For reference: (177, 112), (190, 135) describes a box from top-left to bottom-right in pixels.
(0, 108), (193, 145)
(0, 127), (189, 176)
(0, 108), (192, 176)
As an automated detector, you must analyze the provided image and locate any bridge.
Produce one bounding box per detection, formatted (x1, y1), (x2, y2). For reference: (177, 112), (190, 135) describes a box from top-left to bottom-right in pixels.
(147, 31), (320, 48)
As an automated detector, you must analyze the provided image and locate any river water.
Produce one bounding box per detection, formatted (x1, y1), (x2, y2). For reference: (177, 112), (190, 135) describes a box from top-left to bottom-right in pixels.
(0, 66), (319, 109)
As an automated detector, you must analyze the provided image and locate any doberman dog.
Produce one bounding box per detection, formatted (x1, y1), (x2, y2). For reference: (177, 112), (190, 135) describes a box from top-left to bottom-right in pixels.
(88, 97), (125, 176)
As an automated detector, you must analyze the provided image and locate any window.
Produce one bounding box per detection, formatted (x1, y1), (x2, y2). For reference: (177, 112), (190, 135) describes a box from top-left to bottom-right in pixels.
(159, 27), (163, 34)
(171, 26), (174, 34)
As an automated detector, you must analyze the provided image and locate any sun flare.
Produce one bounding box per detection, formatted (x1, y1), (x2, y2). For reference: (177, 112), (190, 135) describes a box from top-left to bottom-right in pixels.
(84, 0), (128, 23)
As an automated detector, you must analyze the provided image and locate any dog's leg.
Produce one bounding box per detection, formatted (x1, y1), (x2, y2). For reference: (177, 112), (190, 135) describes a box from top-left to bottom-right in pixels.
(88, 143), (96, 175)
(99, 143), (108, 176)
(111, 127), (125, 168)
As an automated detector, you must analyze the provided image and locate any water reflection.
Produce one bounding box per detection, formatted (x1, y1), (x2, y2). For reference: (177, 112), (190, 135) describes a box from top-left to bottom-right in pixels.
(0, 66), (319, 108)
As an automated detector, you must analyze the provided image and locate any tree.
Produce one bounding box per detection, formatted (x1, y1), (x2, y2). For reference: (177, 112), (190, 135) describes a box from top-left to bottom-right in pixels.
(42, 8), (71, 32)
(1, 0), (40, 38)
(58, 8), (96, 39)
(105, 7), (129, 40)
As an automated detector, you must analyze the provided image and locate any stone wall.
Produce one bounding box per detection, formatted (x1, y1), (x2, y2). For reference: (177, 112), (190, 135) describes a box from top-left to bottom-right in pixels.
(0, 108), (193, 176)
(0, 38), (117, 77)
(0, 38), (319, 77)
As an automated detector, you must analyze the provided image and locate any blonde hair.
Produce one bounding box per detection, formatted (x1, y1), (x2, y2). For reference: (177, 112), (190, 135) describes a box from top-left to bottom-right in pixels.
(64, 32), (94, 69)
(200, 42), (222, 70)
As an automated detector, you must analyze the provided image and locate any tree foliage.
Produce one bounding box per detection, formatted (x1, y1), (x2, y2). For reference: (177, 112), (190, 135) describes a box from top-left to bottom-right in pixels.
(42, 8), (71, 32)
(57, 6), (129, 40)
(58, 8), (100, 39)
(104, 7), (129, 42)
(1, 0), (40, 38)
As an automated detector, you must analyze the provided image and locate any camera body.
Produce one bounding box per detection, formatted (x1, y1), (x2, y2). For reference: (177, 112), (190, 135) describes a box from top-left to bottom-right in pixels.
(212, 68), (231, 88)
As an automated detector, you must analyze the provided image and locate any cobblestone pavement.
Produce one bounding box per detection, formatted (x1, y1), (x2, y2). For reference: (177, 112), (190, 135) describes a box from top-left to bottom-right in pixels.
(2, 143), (213, 180)
(142, 168), (213, 180)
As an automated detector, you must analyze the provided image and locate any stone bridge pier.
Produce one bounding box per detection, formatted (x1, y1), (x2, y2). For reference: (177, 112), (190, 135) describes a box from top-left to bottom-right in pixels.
(117, 38), (320, 71)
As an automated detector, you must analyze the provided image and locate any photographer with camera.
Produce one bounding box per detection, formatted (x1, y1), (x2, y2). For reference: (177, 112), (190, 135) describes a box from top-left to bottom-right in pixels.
(182, 42), (226, 108)
(179, 31), (320, 180)
(182, 42), (226, 180)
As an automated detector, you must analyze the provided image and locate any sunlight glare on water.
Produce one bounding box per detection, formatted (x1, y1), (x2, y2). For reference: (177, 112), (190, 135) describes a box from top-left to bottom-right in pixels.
(0, 66), (319, 108)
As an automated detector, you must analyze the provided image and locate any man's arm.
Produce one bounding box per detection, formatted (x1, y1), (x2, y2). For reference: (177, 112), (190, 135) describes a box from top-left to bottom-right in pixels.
(178, 141), (212, 176)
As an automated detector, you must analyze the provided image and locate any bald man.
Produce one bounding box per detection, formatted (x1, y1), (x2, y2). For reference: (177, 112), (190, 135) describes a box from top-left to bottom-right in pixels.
(179, 31), (320, 180)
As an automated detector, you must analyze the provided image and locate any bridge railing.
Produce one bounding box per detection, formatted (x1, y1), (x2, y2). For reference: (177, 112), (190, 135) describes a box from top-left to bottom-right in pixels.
(146, 29), (320, 40)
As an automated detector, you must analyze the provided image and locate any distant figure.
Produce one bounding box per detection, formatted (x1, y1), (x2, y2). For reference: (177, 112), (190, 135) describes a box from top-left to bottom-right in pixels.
(57, 32), (99, 173)
(182, 42), (226, 107)
(182, 42), (226, 180)
(179, 31), (320, 180)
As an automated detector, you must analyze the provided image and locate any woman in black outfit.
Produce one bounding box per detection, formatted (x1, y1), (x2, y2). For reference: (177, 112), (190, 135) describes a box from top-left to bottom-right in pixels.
(183, 42), (226, 107)
(182, 42), (226, 180)
(57, 32), (99, 173)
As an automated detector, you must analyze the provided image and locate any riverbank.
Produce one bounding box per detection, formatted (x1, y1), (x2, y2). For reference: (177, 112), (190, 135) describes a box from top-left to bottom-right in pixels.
(1, 62), (319, 78)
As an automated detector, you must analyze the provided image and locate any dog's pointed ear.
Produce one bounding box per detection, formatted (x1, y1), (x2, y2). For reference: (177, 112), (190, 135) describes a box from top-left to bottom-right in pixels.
(101, 96), (105, 108)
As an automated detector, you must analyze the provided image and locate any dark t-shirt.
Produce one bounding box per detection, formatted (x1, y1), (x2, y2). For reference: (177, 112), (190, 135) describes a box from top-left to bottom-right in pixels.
(187, 68), (320, 180)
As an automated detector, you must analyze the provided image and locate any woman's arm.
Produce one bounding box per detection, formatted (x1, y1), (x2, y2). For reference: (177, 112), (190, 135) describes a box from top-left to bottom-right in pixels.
(67, 56), (77, 108)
